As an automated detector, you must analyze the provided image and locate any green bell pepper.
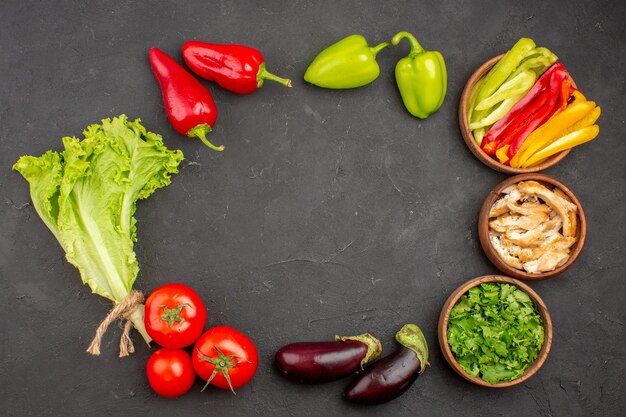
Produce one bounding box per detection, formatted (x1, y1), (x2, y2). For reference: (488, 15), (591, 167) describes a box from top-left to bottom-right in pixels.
(391, 31), (447, 119)
(467, 76), (486, 124)
(469, 37), (536, 124)
(475, 70), (536, 111)
(469, 93), (525, 131)
(507, 48), (558, 80)
(304, 34), (389, 89)
(467, 39), (559, 143)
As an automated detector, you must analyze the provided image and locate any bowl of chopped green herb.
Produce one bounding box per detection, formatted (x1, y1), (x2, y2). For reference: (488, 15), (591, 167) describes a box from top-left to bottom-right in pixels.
(438, 275), (552, 387)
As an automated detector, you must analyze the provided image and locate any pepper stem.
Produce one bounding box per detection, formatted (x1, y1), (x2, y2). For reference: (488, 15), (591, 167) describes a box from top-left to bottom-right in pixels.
(369, 42), (390, 57)
(187, 124), (224, 152)
(336, 332), (383, 369)
(391, 31), (425, 56)
(257, 62), (292, 88)
(395, 324), (429, 373)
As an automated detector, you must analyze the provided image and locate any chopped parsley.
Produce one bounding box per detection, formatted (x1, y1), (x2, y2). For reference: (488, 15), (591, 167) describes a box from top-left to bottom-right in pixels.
(447, 282), (545, 384)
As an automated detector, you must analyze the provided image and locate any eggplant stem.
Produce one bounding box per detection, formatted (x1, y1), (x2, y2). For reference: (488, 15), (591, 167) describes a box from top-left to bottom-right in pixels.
(336, 332), (383, 368)
(395, 324), (429, 372)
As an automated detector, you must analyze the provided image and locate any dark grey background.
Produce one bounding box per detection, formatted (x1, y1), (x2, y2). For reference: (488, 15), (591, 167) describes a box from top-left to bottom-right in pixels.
(1, 1), (624, 416)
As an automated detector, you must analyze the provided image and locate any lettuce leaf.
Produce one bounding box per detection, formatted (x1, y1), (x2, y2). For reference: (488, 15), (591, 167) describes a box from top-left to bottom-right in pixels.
(13, 115), (183, 343)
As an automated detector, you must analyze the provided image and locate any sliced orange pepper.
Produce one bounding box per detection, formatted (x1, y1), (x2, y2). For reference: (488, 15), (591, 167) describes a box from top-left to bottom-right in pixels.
(496, 145), (511, 164)
(510, 100), (595, 167)
(572, 90), (586, 102)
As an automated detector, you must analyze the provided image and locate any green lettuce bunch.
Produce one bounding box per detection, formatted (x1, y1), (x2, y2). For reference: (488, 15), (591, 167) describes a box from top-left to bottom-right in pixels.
(13, 115), (183, 346)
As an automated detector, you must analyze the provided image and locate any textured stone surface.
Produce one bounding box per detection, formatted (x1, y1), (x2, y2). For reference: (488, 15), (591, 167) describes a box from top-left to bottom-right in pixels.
(1, 0), (624, 416)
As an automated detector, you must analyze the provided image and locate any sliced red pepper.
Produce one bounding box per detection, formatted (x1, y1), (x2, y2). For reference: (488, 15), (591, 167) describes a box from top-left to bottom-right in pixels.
(484, 92), (550, 154)
(505, 68), (568, 157)
(557, 78), (572, 109)
(567, 83), (580, 104)
(481, 63), (564, 155)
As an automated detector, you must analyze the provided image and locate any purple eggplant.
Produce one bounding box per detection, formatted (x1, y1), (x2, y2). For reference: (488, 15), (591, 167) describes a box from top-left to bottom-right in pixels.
(344, 324), (429, 405)
(275, 333), (382, 383)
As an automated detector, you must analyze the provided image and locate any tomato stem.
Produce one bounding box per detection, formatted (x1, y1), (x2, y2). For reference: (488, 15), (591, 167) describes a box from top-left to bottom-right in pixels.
(197, 346), (241, 394)
(160, 303), (189, 327)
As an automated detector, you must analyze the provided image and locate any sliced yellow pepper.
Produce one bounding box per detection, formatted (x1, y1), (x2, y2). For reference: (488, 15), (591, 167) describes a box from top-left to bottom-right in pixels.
(561, 105), (601, 136)
(572, 90), (587, 102)
(521, 106), (600, 167)
(510, 100), (596, 167)
(496, 144), (510, 164)
(523, 125), (600, 167)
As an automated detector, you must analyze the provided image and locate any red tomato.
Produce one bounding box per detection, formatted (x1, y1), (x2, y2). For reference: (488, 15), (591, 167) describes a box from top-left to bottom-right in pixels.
(144, 283), (207, 348)
(146, 348), (196, 398)
(192, 326), (258, 392)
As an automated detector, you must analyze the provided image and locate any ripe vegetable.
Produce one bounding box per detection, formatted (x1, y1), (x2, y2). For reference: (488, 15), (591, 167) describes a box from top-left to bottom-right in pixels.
(496, 145), (511, 164)
(147, 348), (196, 398)
(344, 324), (428, 405)
(391, 31), (447, 119)
(149, 48), (223, 152)
(473, 38), (536, 109)
(522, 124), (599, 167)
(447, 283), (544, 384)
(182, 41), (291, 94)
(505, 67), (570, 158)
(144, 283), (207, 349)
(468, 39), (558, 144)
(480, 63), (568, 155)
(474, 70), (535, 112)
(275, 333), (382, 383)
(193, 326), (258, 393)
(13, 115), (183, 356)
(511, 98), (600, 168)
(304, 34), (389, 89)
(510, 99), (595, 167)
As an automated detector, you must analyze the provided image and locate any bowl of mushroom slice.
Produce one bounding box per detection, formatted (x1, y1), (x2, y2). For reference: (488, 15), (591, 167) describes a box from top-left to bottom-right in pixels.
(478, 174), (587, 280)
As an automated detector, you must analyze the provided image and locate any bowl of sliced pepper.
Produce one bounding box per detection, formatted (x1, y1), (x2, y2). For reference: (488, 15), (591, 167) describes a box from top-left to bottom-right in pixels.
(459, 38), (601, 174)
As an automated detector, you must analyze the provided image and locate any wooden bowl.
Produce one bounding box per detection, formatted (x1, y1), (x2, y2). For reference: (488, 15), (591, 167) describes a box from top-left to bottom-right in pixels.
(478, 173), (587, 280)
(438, 275), (553, 388)
(458, 54), (571, 174)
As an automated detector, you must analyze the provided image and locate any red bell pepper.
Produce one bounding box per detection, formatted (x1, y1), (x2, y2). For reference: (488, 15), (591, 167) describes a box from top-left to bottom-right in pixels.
(505, 68), (568, 157)
(557, 77), (572, 109)
(182, 41), (292, 95)
(149, 48), (223, 152)
(481, 63), (564, 155)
